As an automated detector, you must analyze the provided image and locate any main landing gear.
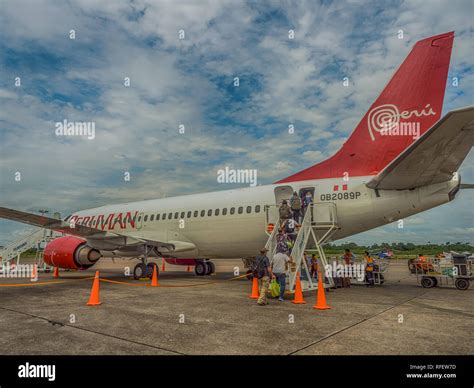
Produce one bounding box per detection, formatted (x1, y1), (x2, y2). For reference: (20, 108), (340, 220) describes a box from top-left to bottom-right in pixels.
(133, 260), (158, 280)
(133, 246), (159, 280)
(194, 260), (215, 276)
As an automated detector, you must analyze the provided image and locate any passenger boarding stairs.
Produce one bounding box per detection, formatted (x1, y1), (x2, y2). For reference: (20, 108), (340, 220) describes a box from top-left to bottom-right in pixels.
(0, 229), (62, 268)
(264, 202), (339, 292)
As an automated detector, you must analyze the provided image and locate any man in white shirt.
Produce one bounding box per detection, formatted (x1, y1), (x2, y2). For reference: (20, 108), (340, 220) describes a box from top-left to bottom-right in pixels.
(271, 249), (292, 302)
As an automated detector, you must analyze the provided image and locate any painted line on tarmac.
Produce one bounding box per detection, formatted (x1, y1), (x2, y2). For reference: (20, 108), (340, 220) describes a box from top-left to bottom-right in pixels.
(287, 289), (430, 355)
(0, 306), (186, 355)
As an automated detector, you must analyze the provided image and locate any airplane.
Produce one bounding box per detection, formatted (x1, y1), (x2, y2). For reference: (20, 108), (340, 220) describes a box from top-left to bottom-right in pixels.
(1, 31), (473, 280)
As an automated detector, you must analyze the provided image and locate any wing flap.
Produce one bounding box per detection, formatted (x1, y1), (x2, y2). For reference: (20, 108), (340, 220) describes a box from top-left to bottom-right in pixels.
(366, 106), (474, 190)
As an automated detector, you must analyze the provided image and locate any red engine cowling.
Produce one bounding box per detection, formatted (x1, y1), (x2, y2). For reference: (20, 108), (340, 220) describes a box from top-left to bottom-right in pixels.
(43, 236), (101, 270)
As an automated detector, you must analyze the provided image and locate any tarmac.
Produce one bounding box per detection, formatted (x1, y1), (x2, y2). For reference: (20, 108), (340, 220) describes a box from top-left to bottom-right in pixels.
(0, 258), (472, 355)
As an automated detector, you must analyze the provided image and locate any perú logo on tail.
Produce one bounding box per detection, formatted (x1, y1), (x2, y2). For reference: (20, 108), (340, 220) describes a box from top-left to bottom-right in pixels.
(367, 104), (436, 141)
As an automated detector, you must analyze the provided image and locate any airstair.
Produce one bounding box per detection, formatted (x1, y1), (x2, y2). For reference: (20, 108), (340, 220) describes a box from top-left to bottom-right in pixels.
(0, 228), (62, 270)
(264, 202), (339, 292)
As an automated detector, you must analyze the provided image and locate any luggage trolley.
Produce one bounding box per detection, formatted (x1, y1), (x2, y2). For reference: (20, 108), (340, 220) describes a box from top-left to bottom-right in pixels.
(328, 256), (389, 286)
(372, 258), (389, 285)
(409, 254), (473, 290)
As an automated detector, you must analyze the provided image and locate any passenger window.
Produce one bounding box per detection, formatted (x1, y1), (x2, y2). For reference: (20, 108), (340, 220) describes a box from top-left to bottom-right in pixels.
(214, 209), (219, 216)
(238, 207), (243, 214)
(222, 208), (227, 215)
(144, 215), (148, 222)
(156, 214), (160, 221)
(162, 213), (166, 220)
(255, 205), (260, 213)
(230, 207), (235, 215)
(194, 210), (198, 217)
(187, 211), (191, 218)
(246, 206), (251, 213)
(174, 212), (179, 219)
(180, 212), (185, 219)
(201, 210), (205, 217)
(138, 216), (142, 222)
(150, 215), (154, 221)
(207, 209), (212, 216)
(168, 213), (172, 219)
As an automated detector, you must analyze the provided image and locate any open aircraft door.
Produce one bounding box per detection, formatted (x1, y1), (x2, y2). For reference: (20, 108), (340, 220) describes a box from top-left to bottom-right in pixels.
(274, 185), (293, 205)
(265, 185), (294, 235)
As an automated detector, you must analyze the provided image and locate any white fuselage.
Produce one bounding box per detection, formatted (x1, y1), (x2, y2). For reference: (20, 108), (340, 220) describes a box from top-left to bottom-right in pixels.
(71, 176), (459, 259)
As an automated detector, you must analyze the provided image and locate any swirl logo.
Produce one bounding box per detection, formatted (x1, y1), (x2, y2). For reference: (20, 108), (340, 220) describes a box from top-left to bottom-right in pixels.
(367, 104), (399, 141)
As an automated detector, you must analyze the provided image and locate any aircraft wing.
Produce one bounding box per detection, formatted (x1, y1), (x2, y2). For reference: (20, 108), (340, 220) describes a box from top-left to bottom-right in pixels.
(366, 106), (474, 190)
(0, 207), (175, 251)
(0, 207), (108, 238)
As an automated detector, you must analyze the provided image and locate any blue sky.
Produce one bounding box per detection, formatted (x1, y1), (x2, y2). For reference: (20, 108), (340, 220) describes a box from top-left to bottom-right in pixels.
(0, 0), (473, 245)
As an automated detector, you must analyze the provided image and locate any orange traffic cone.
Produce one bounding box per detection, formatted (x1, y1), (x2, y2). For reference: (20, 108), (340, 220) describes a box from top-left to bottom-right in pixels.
(53, 267), (59, 278)
(31, 264), (38, 282)
(151, 265), (159, 287)
(161, 259), (166, 272)
(292, 272), (306, 304)
(87, 271), (101, 306)
(249, 276), (259, 299)
(313, 271), (331, 310)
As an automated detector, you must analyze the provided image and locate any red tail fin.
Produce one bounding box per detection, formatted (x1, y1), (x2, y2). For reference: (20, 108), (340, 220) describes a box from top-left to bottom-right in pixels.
(277, 32), (454, 183)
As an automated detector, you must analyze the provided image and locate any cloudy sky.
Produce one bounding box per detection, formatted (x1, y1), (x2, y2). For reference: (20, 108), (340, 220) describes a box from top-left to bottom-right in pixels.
(0, 0), (473, 246)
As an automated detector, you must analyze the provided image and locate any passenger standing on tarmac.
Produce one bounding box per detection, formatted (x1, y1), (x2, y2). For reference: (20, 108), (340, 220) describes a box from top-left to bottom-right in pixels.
(342, 248), (355, 288)
(255, 248), (274, 306)
(271, 248), (292, 302)
(364, 251), (375, 287)
(310, 254), (318, 279)
(290, 191), (302, 223)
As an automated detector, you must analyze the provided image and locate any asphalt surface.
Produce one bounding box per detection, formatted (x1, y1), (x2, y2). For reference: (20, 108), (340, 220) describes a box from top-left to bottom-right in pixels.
(0, 258), (472, 355)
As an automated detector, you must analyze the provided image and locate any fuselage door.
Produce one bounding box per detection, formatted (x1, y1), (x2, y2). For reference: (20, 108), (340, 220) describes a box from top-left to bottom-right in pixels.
(274, 185), (294, 205)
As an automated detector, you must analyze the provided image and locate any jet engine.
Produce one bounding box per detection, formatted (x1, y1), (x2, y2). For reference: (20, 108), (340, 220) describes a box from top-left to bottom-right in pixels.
(43, 236), (101, 269)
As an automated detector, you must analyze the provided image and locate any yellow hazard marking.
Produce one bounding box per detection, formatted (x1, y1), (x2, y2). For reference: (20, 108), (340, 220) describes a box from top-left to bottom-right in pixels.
(0, 273), (249, 288)
(0, 277), (94, 287)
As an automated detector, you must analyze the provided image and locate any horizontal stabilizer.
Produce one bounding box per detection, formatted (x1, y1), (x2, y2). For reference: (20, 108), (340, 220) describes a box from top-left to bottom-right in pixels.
(366, 106), (474, 190)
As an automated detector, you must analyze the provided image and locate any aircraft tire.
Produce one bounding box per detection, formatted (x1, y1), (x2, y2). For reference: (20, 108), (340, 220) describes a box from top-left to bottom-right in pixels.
(206, 261), (215, 275)
(195, 261), (207, 276)
(133, 263), (147, 280)
(146, 262), (159, 279)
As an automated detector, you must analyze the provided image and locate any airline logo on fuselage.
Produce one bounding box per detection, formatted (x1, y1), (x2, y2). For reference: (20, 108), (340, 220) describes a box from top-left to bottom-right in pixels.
(367, 104), (436, 141)
(69, 211), (138, 230)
